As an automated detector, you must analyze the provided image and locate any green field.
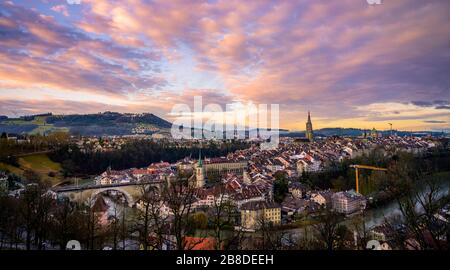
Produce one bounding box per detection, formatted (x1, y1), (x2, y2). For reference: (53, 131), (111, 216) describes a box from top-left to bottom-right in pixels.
(3, 116), (45, 126)
(0, 162), (23, 176)
(0, 154), (64, 185)
(1, 116), (69, 135)
(29, 125), (69, 135)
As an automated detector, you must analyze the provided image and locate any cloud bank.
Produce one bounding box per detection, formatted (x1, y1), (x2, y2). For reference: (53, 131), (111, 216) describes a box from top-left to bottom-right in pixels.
(0, 0), (449, 131)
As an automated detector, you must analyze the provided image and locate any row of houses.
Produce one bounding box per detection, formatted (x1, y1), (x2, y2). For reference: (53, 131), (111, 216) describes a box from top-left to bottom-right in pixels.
(238, 188), (366, 231)
(95, 162), (175, 185)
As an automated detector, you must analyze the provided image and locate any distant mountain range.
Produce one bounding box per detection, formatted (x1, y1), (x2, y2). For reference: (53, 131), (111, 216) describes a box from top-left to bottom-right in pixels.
(0, 112), (446, 137)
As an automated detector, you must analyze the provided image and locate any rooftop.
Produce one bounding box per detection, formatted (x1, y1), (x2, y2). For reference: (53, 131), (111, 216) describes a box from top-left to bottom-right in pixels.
(240, 201), (280, 211)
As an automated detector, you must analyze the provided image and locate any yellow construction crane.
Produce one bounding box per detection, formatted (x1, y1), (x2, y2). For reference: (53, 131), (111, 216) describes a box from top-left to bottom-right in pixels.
(349, 165), (387, 194)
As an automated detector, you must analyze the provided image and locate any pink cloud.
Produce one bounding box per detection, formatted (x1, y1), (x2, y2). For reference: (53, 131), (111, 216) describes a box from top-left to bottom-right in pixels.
(51, 5), (69, 17)
(0, 0), (449, 131)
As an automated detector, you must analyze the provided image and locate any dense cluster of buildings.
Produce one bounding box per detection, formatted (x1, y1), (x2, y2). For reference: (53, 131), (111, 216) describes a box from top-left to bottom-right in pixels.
(75, 136), (130, 153)
(0, 113), (447, 250)
(91, 130), (438, 231)
(95, 161), (175, 185)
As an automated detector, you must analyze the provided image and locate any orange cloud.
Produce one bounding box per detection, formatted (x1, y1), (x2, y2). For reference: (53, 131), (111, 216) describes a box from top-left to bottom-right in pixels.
(0, 0), (449, 131)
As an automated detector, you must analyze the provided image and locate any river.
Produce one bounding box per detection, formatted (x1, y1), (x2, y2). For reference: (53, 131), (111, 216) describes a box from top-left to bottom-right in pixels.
(286, 180), (450, 240)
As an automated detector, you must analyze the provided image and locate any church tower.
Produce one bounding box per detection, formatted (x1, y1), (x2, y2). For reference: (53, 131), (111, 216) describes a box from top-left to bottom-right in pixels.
(194, 150), (205, 188)
(306, 111), (314, 142)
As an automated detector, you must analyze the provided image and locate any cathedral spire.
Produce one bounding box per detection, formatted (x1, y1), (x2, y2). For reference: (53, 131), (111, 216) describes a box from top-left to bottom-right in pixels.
(195, 148), (205, 188)
(198, 148), (203, 167)
(306, 111), (314, 142)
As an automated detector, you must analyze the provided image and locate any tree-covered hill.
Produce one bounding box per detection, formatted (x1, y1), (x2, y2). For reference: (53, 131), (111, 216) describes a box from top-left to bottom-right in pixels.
(0, 112), (172, 136)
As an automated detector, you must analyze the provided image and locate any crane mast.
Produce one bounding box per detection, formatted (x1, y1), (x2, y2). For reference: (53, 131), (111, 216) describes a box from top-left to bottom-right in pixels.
(349, 165), (387, 194)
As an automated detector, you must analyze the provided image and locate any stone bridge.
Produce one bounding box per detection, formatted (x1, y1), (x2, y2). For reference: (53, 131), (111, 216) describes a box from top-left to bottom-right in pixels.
(53, 181), (166, 207)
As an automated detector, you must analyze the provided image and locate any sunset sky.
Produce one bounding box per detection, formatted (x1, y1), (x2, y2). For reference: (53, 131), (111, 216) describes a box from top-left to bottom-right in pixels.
(0, 0), (449, 132)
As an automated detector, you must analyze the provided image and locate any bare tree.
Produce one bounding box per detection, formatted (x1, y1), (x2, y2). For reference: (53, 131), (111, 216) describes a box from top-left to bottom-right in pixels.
(120, 201), (128, 250)
(105, 200), (130, 250)
(19, 184), (42, 250)
(349, 211), (369, 250)
(384, 156), (449, 250)
(134, 185), (152, 250)
(83, 197), (104, 250)
(163, 176), (201, 250)
(295, 225), (317, 250)
(108, 204), (120, 250)
(0, 195), (22, 250)
(35, 192), (54, 250)
(395, 178), (449, 250)
(312, 208), (347, 250)
(223, 226), (247, 250)
(133, 184), (170, 250)
(50, 199), (93, 250)
(209, 184), (237, 250)
(256, 215), (289, 250)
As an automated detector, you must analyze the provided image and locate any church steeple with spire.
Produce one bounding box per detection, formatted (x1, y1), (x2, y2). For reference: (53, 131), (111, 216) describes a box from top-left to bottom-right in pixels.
(194, 149), (205, 188)
(306, 111), (314, 142)
(197, 149), (203, 167)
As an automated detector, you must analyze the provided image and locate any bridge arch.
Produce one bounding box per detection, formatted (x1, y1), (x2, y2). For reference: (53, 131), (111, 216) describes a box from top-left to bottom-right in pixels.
(54, 181), (166, 207)
(90, 188), (134, 207)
